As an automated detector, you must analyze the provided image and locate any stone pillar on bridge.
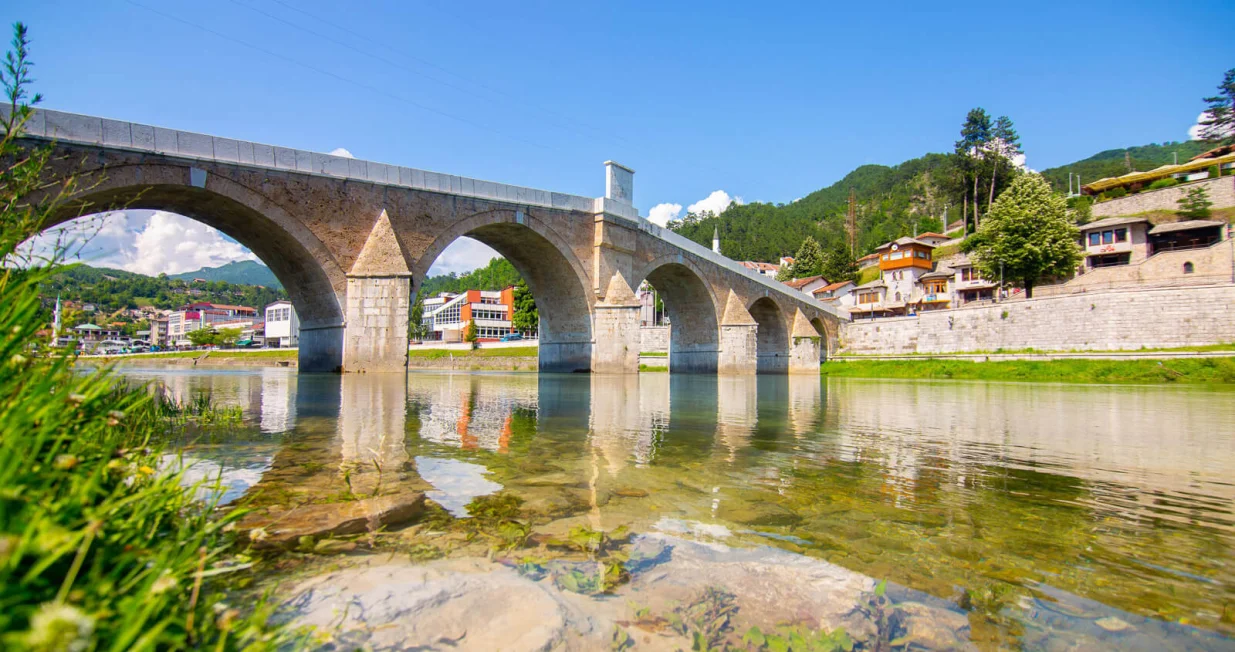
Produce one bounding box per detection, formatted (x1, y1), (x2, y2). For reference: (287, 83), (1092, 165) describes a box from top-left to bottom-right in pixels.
(788, 308), (822, 374)
(343, 210), (412, 373)
(592, 273), (641, 373)
(718, 290), (758, 374)
(591, 175), (642, 374)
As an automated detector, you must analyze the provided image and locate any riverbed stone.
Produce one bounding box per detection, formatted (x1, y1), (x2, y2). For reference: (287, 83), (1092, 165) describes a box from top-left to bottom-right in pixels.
(240, 491), (426, 548)
(716, 499), (802, 526)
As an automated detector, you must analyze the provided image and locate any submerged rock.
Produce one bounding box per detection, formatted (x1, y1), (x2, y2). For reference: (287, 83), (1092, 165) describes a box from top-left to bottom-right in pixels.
(240, 491), (426, 548)
(716, 499), (802, 526)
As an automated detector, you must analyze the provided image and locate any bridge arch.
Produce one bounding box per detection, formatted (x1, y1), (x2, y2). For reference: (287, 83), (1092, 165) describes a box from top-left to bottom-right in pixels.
(42, 164), (348, 371)
(809, 317), (833, 361)
(632, 256), (721, 373)
(413, 209), (594, 372)
(749, 296), (789, 374)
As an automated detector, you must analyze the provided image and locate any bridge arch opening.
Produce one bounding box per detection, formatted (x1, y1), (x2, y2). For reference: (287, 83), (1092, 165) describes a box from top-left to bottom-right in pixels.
(637, 261), (720, 373)
(24, 177), (348, 371)
(810, 317), (831, 361)
(412, 213), (594, 373)
(749, 297), (789, 374)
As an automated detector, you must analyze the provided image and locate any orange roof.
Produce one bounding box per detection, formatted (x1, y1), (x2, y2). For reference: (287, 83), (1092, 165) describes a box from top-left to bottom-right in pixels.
(857, 253), (880, 261)
(784, 275), (825, 289)
(917, 232), (948, 239)
(741, 261), (780, 271)
(812, 281), (854, 295)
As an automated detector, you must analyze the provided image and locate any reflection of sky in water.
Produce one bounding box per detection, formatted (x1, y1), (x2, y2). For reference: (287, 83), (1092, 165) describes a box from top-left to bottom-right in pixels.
(162, 453), (272, 505)
(415, 456), (502, 517)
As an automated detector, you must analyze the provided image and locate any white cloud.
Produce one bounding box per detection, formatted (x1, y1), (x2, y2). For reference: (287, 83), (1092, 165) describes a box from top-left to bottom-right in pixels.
(427, 236), (501, 276)
(687, 190), (742, 217)
(647, 202), (683, 227)
(329, 147), (355, 158)
(1189, 111), (1234, 141)
(17, 210), (258, 275)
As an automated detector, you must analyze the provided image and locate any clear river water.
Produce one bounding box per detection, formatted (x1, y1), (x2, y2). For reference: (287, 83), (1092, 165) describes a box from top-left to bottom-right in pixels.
(116, 366), (1235, 650)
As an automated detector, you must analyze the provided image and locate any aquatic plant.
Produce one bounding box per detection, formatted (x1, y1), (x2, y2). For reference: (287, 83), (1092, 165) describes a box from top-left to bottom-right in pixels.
(0, 26), (292, 650)
(668, 586), (739, 651)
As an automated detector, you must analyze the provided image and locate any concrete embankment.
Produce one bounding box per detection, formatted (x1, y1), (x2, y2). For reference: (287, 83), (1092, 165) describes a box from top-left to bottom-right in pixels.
(89, 353), (298, 368)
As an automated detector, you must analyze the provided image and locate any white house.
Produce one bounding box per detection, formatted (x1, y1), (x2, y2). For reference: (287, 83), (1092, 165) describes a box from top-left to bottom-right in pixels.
(264, 300), (299, 348)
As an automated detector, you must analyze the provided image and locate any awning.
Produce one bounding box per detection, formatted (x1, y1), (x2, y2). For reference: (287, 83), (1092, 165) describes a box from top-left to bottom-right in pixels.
(236, 339), (253, 346)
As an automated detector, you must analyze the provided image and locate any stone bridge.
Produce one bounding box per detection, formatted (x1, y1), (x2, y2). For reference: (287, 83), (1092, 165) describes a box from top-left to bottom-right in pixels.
(19, 108), (845, 373)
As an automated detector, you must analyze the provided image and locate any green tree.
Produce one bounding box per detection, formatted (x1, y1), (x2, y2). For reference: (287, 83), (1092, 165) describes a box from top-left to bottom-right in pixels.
(511, 279), (538, 334)
(1198, 68), (1235, 145)
(774, 263), (793, 282)
(464, 319), (478, 345)
(1177, 186), (1213, 219)
(409, 293), (428, 341)
(791, 236), (825, 278)
(186, 327), (216, 347)
(955, 108), (992, 232)
(821, 241), (858, 284)
(962, 174), (1080, 298)
(216, 327), (242, 347)
(985, 115), (1022, 210)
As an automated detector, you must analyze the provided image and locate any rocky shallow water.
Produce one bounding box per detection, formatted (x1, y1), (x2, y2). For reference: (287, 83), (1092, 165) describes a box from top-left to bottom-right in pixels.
(119, 367), (1235, 650)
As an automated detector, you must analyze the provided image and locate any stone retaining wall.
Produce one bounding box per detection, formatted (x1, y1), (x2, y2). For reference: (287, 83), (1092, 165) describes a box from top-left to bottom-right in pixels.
(640, 326), (669, 352)
(840, 284), (1235, 354)
(1036, 239), (1234, 296)
(1092, 175), (1234, 217)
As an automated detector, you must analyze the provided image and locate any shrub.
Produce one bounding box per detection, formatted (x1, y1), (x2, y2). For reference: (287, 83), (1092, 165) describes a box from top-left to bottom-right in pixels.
(1107, 187), (1127, 199)
(1208, 165), (1221, 179)
(1146, 178), (1179, 190)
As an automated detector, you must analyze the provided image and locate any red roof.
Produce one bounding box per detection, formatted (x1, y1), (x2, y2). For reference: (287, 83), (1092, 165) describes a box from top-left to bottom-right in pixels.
(741, 261), (780, 271)
(784, 275), (825, 289)
(857, 253), (880, 262)
(812, 281), (854, 295)
(917, 232), (948, 239)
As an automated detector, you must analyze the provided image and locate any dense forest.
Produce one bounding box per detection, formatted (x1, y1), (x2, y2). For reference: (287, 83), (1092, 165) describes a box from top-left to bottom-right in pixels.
(1038, 140), (1214, 192)
(417, 257), (523, 297)
(36, 264), (288, 314)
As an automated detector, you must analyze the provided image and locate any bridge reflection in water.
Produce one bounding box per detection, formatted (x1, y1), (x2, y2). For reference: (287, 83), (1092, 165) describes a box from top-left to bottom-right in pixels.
(126, 366), (1235, 642)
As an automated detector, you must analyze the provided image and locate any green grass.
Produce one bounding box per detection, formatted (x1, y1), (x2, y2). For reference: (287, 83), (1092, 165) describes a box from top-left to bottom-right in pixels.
(836, 342), (1235, 357)
(639, 364), (669, 372)
(640, 351), (668, 357)
(821, 358), (1235, 385)
(855, 266), (880, 285)
(98, 349), (298, 360)
(407, 345), (539, 359)
(931, 241), (962, 260)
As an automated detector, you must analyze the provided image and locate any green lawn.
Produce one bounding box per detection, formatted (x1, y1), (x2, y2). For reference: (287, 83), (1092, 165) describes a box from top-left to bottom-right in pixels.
(407, 346), (539, 359)
(640, 351), (668, 357)
(836, 342), (1235, 357)
(100, 349), (298, 360)
(821, 358), (1235, 385)
(639, 364), (669, 372)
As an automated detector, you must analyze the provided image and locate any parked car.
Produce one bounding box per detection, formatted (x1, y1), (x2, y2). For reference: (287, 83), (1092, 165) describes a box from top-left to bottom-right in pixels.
(499, 332), (524, 342)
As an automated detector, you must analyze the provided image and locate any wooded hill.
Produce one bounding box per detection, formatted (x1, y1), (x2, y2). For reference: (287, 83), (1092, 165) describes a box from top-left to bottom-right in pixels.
(169, 260), (283, 289)
(671, 140), (1218, 263)
(36, 264), (287, 315)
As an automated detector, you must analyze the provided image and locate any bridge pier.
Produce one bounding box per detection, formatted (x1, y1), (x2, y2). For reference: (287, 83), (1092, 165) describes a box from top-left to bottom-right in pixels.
(342, 210), (412, 373)
(298, 324), (344, 372)
(592, 303), (641, 373)
(789, 309), (823, 374)
(718, 291), (758, 374)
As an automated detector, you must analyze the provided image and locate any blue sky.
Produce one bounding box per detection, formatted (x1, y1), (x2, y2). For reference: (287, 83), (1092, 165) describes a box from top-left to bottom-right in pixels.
(7, 1), (1233, 275)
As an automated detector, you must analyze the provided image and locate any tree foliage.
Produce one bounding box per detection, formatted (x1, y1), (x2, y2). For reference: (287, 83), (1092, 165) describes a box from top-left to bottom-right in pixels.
(419, 257), (522, 297)
(464, 319), (478, 344)
(511, 278), (538, 334)
(962, 174), (1080, 298)
(1177, 186), (1213, 219)
(1039, 140), (1212, 192)
(790, 237), (824, 278)
(1198, 67), (1235, 145)
(33, 265), (286, 316)
(186, 327), (215, 347)
(821, 240), (858, 284)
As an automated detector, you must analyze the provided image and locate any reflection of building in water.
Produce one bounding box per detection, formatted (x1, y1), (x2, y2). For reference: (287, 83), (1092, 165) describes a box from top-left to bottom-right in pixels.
(259, 368), (297, 433)
(826, 379), (1235, 515)
(588, 374), (670, 473)
(716, 375), (758, 462)
(409, 373), (539, 452)
(337, 374), (408, 475)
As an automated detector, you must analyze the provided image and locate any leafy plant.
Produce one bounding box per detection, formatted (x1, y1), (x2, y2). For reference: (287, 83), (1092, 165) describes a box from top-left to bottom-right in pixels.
(669, 586), (739, 651)
(1177, 185), (1213, 219)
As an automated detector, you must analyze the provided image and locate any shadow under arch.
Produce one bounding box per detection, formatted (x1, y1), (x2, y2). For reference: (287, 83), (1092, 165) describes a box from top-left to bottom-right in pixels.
(633, 257), (721, 373)
(412, 210), (594, 373)
(809, 317), (832, 361)
(749, 296), (789, 374)
(45, 167), (348, 372)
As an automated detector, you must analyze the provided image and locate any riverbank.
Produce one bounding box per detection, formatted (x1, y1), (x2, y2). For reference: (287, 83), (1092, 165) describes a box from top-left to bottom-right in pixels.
(822, 357), (1235, 384)
(92, 349), (299, 367)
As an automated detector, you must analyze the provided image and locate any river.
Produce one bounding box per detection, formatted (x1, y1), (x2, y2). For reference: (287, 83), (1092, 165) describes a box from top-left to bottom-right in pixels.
(117, 367), (1235, 650)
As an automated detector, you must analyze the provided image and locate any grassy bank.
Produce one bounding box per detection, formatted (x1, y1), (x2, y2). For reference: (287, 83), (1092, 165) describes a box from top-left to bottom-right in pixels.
(837, 342), (1235, 357)
(97, 349), (298, 361)
(407, 345), (538, 360)
(821, 358), (1235, 384)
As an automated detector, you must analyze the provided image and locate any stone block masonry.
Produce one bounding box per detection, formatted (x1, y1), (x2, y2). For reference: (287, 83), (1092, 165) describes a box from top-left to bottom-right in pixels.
(344, 277), (411, 372)
(840, 284), (1235, 355)
(1092, 176), (1234, 218)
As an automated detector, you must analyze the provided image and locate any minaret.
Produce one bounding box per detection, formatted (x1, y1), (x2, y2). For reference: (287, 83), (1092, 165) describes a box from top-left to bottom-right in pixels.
(51, 294), (61, 344)
(712, 226), (720, 254)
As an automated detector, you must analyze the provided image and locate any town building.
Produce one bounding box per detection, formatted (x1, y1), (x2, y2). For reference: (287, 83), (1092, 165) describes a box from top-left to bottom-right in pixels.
(421, 288), (518, 342)
(637, 281), (667, 327)
(856, 253), (881, 270)
(148, 317), (169, 348)
(167, 302), (259, 347)
(915, 232), (952, 247)
(783, 275), (829, 296)
(942, 253), (998, 305)
(849, 237), (943, 318)
(811, 281), (856, 307)
(740, 261), (781, 277)
(264, 300), (299, 348)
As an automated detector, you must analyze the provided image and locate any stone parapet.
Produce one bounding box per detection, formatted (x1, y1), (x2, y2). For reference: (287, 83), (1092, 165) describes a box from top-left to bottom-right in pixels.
(1092, 176), (1235, 218)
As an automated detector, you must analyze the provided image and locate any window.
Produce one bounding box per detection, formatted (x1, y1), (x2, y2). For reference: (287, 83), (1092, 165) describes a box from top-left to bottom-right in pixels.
(1088, 232), (1100, 246)
(1102, 230), (1114, 245)
(916, 250), (929, 259)
(894, 292), (901, 301)
(890, 251), (904, 260)
(1115, 228), (1127, 243)
(1183, 262), (1194, 274)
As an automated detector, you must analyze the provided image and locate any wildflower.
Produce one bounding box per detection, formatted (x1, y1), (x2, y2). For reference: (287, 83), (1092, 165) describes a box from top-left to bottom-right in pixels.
(150, 571), (178, 595)
(105, 459), (125, 472)
(67, 393), (86, 406)
(24, 602), (95, 652)
(106, 410), (124, 426)
(53, 454), (79, 471)
(137, 465), (154, 476)
(10, 353), (27, 366)
(249, 527), (269, 543)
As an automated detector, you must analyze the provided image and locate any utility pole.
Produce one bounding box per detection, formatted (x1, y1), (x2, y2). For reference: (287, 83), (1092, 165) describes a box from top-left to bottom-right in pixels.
(846, 187), (857, 255)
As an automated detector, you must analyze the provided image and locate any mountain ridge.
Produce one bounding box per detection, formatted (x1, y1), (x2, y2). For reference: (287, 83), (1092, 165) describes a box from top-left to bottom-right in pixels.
(169, 260), (282, 289)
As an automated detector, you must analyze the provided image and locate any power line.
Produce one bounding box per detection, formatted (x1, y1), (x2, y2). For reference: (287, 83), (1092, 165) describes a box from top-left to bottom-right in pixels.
(125, 0), (552, 151)
(264, 0), (629, 146)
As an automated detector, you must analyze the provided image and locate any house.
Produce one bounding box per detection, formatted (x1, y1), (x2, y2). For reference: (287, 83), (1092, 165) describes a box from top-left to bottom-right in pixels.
(740, 261), (781, 277)
(876, 237), (935, 306)
(856, 253), (881, 270)
(421, 288), (520, 342)
(1147, 220), (1225, 254)
(915, 232), (952, 247)
(944, 253), (998, 305)
(849, 279), (892, 318)
(783, 275), (829, 296)
(1077, 216), (1150, 269)
(812, 280), (856, 307)
(265, 301), (299, 347)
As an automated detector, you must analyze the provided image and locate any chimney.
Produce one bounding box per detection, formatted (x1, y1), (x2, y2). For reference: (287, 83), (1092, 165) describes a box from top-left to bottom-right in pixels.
(604, 161), (634, 205)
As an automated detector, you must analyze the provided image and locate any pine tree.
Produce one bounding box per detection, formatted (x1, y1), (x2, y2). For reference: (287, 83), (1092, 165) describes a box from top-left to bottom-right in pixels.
(792, 236), (825, 278)
(1199, 68), (1235, 145)
(464, 319), (478, 345)
(1177, 186), (1213, 219)
(986, 115), (1022, 210)
(821, 241), (859, 284)
(962, 174), (1080, 298)
(955, 108), (992, 231)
